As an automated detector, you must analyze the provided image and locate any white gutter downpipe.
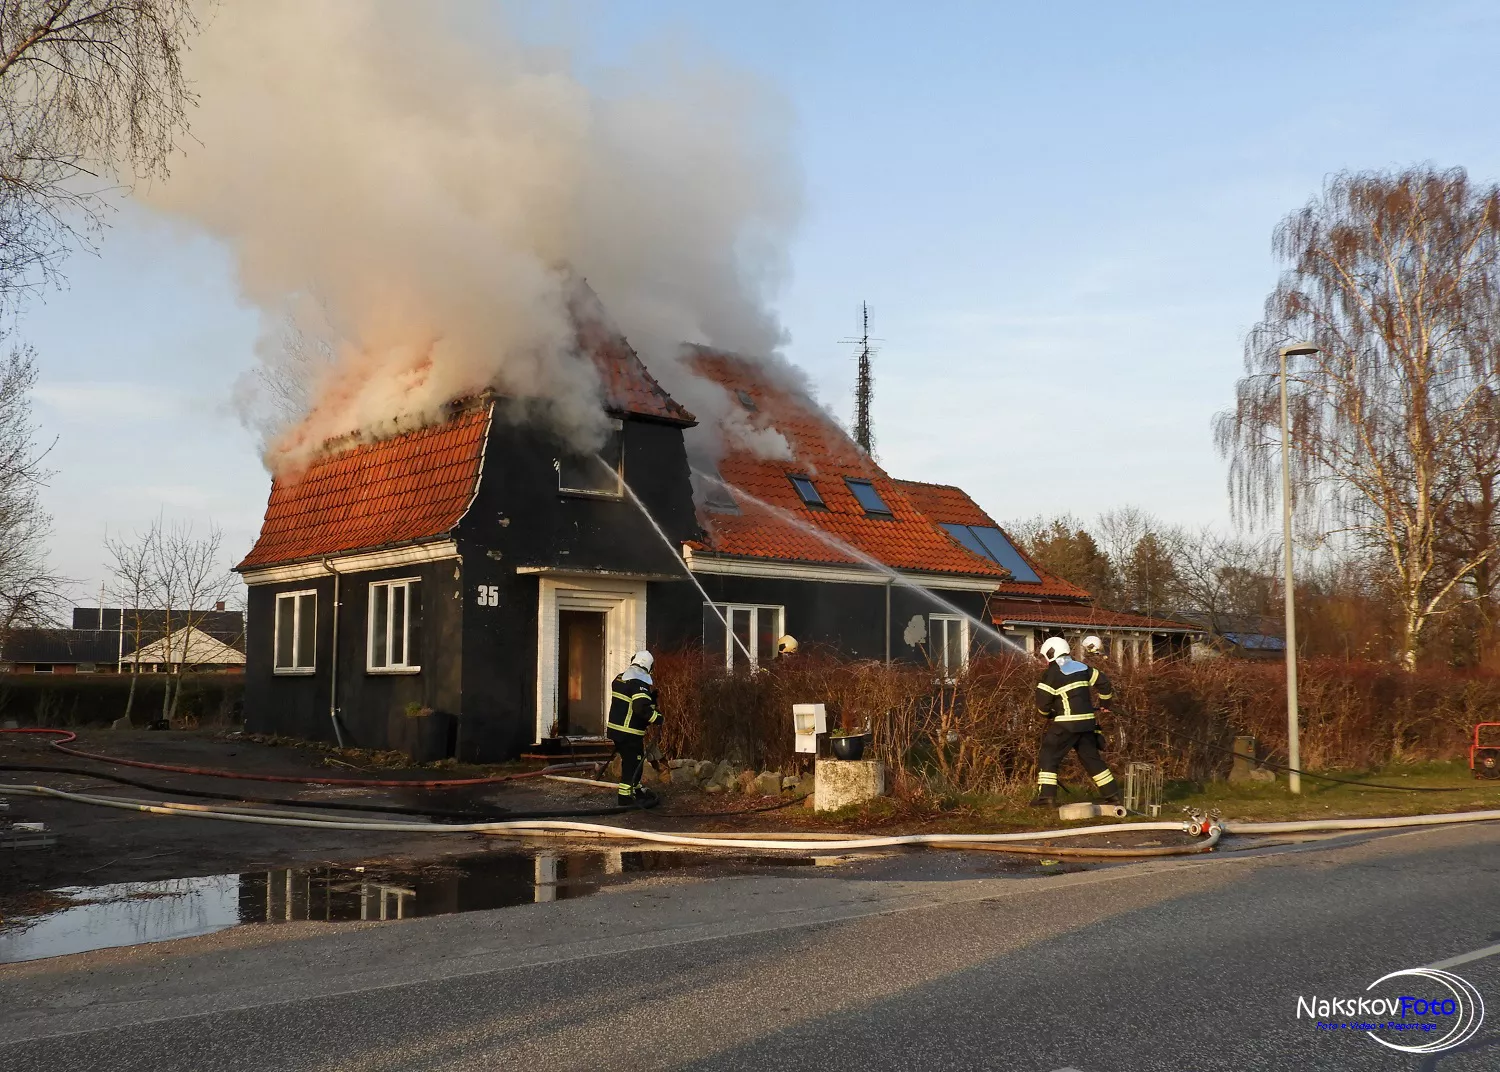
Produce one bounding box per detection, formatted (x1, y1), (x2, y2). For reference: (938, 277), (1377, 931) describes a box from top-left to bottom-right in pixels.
(323, 558), (346, 748)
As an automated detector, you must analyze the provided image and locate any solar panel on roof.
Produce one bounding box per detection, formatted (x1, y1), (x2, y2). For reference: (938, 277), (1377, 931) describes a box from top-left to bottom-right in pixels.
(938, 523), (1041, 582)
(970, 527), (1041, 583)
(940, 523), (991, 559)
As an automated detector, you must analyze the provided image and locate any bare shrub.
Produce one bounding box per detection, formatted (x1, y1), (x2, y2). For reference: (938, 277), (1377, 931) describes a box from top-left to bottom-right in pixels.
(654, 652), (1500, 795)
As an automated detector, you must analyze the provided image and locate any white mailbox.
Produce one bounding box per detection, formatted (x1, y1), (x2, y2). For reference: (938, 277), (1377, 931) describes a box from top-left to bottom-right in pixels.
(792, 702), (827, 754)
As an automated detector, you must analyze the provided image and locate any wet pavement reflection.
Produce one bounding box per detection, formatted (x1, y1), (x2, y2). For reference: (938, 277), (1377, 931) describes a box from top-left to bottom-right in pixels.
(0, 849), (821, 963)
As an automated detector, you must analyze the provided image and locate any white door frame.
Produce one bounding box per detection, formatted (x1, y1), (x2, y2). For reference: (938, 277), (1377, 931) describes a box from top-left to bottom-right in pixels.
(535, 575), (646, 743)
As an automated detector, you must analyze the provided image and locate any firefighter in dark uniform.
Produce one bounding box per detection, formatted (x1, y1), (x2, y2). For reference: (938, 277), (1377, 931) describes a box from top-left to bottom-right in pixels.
(1031, 636), (1121, 807)
(607, 650), (663, 807)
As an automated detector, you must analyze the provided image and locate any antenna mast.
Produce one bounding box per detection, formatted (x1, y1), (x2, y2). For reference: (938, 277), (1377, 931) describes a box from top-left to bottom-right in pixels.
(853, 302), (875, 456)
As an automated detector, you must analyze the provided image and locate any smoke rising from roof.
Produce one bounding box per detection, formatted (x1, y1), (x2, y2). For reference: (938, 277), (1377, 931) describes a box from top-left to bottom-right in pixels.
(142, 0), (800, 474)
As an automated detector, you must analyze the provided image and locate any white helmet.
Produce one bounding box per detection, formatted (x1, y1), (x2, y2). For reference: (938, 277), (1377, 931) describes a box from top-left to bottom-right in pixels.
(777, 634), (799, 655)
(629, 650), (654, 673)
(1039, 637), (1070, 663)
(1082, 635), (1104, 656)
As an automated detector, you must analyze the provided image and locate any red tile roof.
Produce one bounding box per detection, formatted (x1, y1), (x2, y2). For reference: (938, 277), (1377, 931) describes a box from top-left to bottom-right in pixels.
(578, 317), (696, 427)
(990, 598), (1200, 633)
(238, 402), (491, 570)
(893, 479), (1091, 601)
(686, 352), (1008, 580)
(570, 280), (695, 426)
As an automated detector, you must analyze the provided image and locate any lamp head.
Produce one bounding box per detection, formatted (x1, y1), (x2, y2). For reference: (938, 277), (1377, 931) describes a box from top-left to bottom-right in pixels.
(1279, 343), (1320, 358)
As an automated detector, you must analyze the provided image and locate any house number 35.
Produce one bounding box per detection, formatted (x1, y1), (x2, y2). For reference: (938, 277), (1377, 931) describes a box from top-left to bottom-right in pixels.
(476, 585), (500, 606)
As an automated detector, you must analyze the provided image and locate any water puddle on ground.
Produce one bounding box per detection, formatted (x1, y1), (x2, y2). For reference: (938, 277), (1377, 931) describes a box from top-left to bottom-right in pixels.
(0, 849), (824, 963)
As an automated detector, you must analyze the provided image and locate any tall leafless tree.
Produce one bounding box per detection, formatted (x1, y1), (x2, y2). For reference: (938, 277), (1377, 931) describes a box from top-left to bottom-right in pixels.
(1215, 167), (1500, 669)
(104, 513), (156, 724)
(0, 344), (60, 634)
(154, 520), (236, 722)
(0, 0), (199, 308)
(104, 516), (237, 725)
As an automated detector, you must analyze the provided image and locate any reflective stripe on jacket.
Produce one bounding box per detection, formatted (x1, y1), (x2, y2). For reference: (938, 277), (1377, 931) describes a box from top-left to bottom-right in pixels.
(606, 673), (663, 736)
(1035, 658), (1113, 723)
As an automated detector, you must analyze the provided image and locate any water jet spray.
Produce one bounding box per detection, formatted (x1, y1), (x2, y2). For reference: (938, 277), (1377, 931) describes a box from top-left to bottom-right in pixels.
(690, 468), (1030, 659)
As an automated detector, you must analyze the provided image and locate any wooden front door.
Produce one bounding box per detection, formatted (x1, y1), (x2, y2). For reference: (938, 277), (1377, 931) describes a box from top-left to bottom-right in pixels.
(557, 610), (606, 736)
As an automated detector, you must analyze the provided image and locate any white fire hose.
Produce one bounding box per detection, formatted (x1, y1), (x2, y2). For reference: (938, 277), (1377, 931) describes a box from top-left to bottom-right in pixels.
(2, 782), (1219, 853)
(8, 782), (1500, 855)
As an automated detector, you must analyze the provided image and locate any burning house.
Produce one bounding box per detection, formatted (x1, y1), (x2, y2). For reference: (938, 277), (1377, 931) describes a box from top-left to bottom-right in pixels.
(238, 317), (1197, 761)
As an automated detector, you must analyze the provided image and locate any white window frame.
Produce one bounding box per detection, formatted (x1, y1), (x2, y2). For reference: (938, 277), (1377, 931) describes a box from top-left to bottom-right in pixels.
(704, 602), (784, 672)
(273, 589), (317, 675)
(367, 578), (421, 674)
(929, 614), (970, 680)
(557, 418), (624, 498)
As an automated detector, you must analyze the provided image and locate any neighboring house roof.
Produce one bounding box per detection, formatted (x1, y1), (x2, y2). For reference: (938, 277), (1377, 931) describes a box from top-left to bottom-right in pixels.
(73, 608), (245, 645)
(989, 598), (1201, 634)
(685, 351), (1008, 580)
(893, 480), (1091, 601)
(126, 626), (247, 666)
(1, 629), (120, 664)
(1220, 631), (1286, 652)
(238, 400), (493, 571)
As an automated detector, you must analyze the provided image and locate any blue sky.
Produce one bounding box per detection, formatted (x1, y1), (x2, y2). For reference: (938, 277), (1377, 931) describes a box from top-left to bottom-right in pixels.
(20, 0), (1500, 602)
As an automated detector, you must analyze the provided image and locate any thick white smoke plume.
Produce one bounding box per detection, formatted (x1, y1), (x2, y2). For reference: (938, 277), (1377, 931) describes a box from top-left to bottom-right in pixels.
(143, 0), (801, 475)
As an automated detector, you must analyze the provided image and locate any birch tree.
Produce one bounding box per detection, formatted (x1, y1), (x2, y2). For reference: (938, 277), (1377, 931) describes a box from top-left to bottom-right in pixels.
(1215, 167), (1500, 669)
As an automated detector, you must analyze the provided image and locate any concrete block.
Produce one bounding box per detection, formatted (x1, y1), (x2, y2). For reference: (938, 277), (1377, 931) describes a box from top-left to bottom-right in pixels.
(1057, 802), (1127, 820)
(814, 759), (886, 812)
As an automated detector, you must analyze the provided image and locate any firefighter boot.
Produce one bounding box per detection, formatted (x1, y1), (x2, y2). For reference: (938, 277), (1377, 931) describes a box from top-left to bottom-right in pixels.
(1029, 788), (1057, 808)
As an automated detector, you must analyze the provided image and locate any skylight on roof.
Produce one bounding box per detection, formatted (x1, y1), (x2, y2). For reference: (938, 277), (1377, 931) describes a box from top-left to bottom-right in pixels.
(788, 474), (826, 509)
(697, 469), (740, 514)
(735, 389), (757, 411)
(939, 523), (1040, 582)
(845, 479), (891, 516)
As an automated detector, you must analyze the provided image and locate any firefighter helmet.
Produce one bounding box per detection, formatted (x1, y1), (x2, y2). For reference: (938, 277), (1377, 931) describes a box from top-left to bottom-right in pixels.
(1082, 635), (1104, 656)
(777, 634), (799, 655)
(629, 650), (654, 673)
(1039, 637), (1070, 663)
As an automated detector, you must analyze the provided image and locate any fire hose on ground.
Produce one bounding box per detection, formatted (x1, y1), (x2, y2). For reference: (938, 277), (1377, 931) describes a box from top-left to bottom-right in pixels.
(6, 783), (1500, 857)
(6, 728), (1500, 858)
(0, 781), (1224, 853)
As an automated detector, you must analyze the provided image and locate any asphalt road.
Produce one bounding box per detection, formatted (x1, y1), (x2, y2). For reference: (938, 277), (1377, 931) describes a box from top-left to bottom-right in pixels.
(3, 822), (1500, 1071)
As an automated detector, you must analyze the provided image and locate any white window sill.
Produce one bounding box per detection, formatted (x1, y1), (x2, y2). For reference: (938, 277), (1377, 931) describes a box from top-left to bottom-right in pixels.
(367, 666), (422, 675)
(274, 667), (316, 676)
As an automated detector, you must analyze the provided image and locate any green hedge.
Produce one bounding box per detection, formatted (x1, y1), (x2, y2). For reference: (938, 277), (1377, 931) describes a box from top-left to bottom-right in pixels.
(0, 674), (244, 728)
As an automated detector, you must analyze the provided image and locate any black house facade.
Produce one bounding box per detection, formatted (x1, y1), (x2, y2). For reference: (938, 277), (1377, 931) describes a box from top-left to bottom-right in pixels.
(239, 324), (1157, 762)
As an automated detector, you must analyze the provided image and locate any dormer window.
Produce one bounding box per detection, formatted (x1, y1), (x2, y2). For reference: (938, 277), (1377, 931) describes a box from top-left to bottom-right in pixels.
(558, 419), (623, 497)
(788, 474), (826, 510)
(845, 478), (892, 517)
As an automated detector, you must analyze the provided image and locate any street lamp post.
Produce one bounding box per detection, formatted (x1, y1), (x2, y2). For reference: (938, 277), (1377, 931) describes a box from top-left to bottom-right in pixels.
(1279, 343), (1319, 794)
